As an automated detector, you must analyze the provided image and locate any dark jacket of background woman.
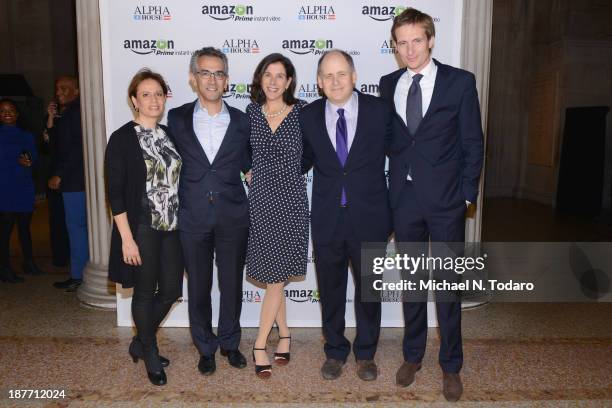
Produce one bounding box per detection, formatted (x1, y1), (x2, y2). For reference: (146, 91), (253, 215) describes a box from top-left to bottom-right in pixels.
(104, 121), (174, 289)
(0, 125), (38, 212)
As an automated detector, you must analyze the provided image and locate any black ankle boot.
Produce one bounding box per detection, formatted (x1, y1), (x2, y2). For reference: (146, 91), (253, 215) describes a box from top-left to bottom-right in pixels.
(129, 336), (170, 367)
(22, 259), (45, 275)
(142, 344), (167, 386)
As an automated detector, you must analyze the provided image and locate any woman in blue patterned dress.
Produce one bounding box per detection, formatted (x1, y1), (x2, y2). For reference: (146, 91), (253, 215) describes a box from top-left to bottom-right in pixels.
(246, 54), (309, 379)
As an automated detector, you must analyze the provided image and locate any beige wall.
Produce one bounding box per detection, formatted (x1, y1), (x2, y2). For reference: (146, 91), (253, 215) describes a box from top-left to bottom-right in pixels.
(485, 0), (612, 208)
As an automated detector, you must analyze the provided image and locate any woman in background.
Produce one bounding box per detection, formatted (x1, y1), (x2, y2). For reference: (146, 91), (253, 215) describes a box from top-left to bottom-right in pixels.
(105, 69), (183, 386)
(0, 99), (43, 283)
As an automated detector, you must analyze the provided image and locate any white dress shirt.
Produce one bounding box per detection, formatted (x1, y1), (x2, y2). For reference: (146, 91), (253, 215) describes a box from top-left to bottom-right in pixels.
(325, 91), (359, 151)
(393, 59), (437, 182)
(393, 58), (437, 126)
(193, 101), (230, 163)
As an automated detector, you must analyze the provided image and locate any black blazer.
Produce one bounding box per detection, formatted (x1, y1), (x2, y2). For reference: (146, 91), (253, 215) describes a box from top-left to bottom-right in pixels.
(104, 121), (175, 288)
(167, 100), (251, 233)
(300, 91), (392, 245)
(379, 59), (484, 211)
(53, 98), (85, 192)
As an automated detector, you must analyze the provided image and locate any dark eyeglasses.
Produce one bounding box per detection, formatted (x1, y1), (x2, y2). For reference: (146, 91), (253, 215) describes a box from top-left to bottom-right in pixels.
(195, 70), (226, 80)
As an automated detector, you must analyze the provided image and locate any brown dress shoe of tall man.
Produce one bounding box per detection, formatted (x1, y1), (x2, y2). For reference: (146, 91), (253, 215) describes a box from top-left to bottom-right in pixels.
(396, 361), (421, 387)
(356, 360), (378, 381)
(442, 372), (463, 402)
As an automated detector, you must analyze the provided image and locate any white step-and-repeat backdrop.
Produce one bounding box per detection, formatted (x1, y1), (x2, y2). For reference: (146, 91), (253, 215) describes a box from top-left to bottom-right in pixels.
(99, 0), (463, 327)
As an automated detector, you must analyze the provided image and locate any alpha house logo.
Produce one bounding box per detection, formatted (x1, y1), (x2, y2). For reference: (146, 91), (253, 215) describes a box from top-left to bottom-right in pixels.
(380, 39), (397, 54)
(201, 4), (254, 20)
(222, 39), (260, 54)
(133, 5), (172, 21)
(282, 39), (333, 55)
(124, 39), (174, 55)
(297, 83), (320, 99)
(242, 290), (262, 303)
(362, 5), (407, 21)
(297, 5), (336, 20)
(223, 83), (252, 100)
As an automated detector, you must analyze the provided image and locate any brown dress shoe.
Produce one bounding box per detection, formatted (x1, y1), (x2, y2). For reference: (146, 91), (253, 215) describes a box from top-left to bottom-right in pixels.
(356, 360), (378, 381)
(321, 358), (344, 380)
(396, 361), (421, 387)
(443, 372), (463, 402)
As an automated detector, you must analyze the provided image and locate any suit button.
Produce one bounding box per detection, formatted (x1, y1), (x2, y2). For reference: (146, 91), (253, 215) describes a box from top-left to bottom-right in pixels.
(411, 140), (416, 146)
(343, 171), (347, 176)
(211, 169), (217, 173)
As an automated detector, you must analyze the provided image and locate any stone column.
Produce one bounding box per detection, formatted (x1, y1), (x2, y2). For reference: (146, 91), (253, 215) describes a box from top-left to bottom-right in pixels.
(75, 0), (115, 308)
(461, 0), (493, 244)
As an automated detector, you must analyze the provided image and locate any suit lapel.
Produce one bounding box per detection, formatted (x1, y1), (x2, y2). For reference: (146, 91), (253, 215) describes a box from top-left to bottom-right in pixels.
(344, 92), (366, 169)
(389, 68), (408, 130)
(184, 100), (211, 167)
(211, 101), (236, 166)
(314, 99), (342, 169)
(421, 59), (448, 125)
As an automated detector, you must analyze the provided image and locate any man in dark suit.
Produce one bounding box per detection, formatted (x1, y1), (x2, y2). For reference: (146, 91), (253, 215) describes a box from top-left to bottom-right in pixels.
(167, 47), (250, 376)
(379, 8), (484, 402)
(300, 50), (392, 382)
(49, 76), (89, 291)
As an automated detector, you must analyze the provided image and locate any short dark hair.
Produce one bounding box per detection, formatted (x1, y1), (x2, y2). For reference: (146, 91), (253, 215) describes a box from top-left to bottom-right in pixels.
(127, 68), (168, 107)
(316, 49), (355, 75)
(190, 47), (228, 75)
(391, 7), (436, 42)
(250, 53), (297, 105)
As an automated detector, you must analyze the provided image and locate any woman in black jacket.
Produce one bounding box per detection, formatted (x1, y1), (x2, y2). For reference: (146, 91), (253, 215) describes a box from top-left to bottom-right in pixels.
(104, 69), (183, 386)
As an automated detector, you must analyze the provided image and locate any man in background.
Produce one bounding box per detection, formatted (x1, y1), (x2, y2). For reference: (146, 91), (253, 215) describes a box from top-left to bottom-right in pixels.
(49, 76), (88, 292)
(43, 78), (71, 269)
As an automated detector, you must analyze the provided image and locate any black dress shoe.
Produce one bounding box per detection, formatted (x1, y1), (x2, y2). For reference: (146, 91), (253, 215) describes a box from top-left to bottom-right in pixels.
(0, 266), (25, 283)
(220, 348), (247, 368)
(22, 260), (45, 275)
(53, 278), (82, 291)
(198, 354), (216, 376)
(129, 337), (170, 367)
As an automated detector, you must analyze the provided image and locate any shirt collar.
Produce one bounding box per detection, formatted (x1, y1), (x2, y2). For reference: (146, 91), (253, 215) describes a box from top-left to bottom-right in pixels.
(407, 58), (435, 79)
(326, 91), (358, 116)
(195, 100), (228, 118)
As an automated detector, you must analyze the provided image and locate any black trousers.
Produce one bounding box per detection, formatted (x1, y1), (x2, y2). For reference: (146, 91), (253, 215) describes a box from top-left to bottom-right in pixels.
(131, 224), (184, 348)
(47, 188), (70, 267)
(393, 181), (465, 373)
(180, 210), (248, 357)
(314, 208), (382, 361)
(0, 212), (33, 268)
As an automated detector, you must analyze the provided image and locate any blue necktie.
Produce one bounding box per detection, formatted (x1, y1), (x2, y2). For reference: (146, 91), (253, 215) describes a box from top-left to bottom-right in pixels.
(336, 108), (348, 205)
(405, 73), (423, 135)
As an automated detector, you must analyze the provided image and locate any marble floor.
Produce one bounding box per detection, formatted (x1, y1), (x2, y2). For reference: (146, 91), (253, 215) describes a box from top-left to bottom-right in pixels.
(1, 199), (611, 407)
